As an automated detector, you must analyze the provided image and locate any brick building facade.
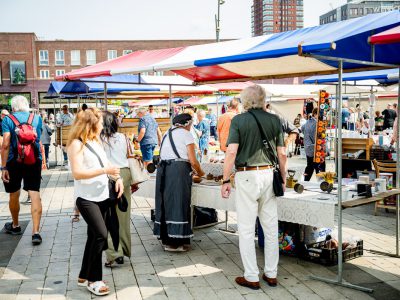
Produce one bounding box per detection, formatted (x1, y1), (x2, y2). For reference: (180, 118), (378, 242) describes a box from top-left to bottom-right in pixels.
(251, 0), (304, 36)
(0, 32), (218, 109)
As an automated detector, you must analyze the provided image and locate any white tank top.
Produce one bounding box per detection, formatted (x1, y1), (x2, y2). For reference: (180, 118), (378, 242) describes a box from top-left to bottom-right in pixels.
(73, 140), (109, 202)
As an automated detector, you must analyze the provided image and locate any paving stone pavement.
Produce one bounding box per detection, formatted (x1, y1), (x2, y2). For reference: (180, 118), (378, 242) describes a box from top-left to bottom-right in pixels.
(0, 164), (399, 299)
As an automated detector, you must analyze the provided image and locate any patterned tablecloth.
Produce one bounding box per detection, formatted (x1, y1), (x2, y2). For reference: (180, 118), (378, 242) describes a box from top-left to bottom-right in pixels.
(135, 178), (338, 228)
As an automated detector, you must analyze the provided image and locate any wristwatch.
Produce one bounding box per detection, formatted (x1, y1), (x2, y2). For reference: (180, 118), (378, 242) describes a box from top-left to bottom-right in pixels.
(221, 178), (231, 185)
(1, 166), (7, 171)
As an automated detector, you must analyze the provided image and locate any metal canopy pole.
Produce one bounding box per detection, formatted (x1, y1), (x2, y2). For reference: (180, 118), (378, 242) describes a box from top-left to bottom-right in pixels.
(104, 83), (108, 111)
(169, 84), (173, 122)
(310, 60), (374, 294)
(397, 67), (400, 257)
(53, 98), (57, 168)
(334, 85), (339, 174)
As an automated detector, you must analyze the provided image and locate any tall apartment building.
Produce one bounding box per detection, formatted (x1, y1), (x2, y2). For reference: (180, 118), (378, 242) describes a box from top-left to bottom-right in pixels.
(251, 0), (304, 36)
(0, 32), (218, 108)
(320, 0), (400, 25)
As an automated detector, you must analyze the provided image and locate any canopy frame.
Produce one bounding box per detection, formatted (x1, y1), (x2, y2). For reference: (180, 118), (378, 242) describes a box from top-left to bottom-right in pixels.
(303, 52), (400, 294)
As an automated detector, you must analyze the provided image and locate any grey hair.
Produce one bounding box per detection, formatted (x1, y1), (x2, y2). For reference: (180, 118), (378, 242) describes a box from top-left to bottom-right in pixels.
(136, 107), (147, 115)
(197, 110), (206, 117)
(1, 109), (9, 115)
(11, 95), (30, 112)
(240, 85), (266, 111)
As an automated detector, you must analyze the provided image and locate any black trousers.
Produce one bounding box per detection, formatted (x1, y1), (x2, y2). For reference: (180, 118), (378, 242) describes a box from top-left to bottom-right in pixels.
(76, 197), (110, 282)
(304, 156), (326, 181)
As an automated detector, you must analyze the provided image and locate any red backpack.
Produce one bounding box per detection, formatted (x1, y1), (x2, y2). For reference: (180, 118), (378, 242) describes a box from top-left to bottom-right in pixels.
(8, 113), (38, 165)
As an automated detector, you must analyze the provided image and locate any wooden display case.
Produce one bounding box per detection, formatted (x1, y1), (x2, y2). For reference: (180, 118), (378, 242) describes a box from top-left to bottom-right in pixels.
(342, 138), (374, 160)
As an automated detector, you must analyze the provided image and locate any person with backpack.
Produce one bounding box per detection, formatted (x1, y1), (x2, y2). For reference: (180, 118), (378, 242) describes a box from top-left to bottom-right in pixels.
(1, 95), (43, 245)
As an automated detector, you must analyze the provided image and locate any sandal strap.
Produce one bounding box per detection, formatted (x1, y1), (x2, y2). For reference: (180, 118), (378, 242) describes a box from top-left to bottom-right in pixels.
(89, 281), (108, 293)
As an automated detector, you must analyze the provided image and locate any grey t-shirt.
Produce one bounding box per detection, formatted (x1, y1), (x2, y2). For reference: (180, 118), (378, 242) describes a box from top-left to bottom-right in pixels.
(227, 109), (284, 168)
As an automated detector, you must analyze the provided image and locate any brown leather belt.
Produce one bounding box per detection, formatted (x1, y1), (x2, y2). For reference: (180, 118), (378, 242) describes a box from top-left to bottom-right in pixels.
(236, 165), (274, 172)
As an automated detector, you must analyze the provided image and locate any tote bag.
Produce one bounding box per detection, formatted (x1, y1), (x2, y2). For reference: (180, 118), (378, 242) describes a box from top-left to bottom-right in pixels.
(126, 136), (150, 184)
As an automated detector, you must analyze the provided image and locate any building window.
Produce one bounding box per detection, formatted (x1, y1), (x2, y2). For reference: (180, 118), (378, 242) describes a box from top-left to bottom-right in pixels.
(155, 71), (164, 76)
(55, 50), (65, 65)
(71, 50), (81, 66)
(123, 50), (133, 55)
(56, 70), (65, 77)
(107, 50), (117, 60)
(39, 50), (49, 66)
(86, 50), (96, 65)
(40, 70), (50, 79)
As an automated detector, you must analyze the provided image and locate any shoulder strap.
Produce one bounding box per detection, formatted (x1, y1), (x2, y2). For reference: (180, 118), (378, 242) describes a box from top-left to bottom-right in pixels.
(168, 128), (181, 159)
(27, 113), (35, 125)
(248, 110), (278, 167)
(160, 127), (181, 159)
(82, 141), (105, 168)
(8, 114), (20, 126)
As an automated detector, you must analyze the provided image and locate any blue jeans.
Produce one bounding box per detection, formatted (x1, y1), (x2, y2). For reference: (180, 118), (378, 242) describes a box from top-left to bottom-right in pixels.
(140, 144), (156, 162)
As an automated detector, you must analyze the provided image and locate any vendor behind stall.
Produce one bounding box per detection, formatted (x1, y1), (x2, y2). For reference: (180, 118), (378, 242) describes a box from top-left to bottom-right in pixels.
(301, 108), (326, 181)
(153, 113), (205, 252)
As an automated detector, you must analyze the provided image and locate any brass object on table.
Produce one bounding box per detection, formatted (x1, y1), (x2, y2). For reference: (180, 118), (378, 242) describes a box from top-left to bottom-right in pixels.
(286, 169), (298, 188)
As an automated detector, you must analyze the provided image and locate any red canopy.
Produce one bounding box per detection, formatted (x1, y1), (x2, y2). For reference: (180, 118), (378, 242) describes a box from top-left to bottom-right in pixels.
(57, 48), (184, 81)
(370, 25), (400, 45)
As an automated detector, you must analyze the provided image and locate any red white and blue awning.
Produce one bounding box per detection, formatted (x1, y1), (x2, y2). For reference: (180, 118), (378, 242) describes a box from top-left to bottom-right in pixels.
(57, 11), (400, 84)
(370, 25), (400, 45)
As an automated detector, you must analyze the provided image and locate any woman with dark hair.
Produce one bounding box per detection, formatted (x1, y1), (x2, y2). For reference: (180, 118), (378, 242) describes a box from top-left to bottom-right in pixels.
(154, 113), (204, 252)
(100, 111), (133, 267)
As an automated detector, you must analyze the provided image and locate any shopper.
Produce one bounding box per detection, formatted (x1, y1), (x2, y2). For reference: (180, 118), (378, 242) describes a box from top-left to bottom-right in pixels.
(40, 118), (53, 168)
(57, 105), (74, 165)
(382, 103), (397, 130)
(154, 113), (204, 252)
(136, 107), (162, 167)
(342, 103), (350, 129)
(0, 109), (10, 147)
(375, 111), (384, 132)
(301, 108), (326, 181)
(195, 110), (210, 160)
(101, 111), (133, 267)
(221, 85), (287, 290)
(217, 98), (239, 152)
(67, 107), (123, 296)
(206, 108), (218, 140)
(1, 96), (43, 245)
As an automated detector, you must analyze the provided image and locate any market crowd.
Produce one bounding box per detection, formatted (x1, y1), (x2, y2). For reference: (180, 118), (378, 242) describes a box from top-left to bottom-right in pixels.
(1, 88), (399, 296)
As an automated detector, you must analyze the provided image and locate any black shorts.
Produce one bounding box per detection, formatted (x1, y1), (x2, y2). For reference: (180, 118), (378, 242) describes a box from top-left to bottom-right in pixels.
(3, 160), (42, 193)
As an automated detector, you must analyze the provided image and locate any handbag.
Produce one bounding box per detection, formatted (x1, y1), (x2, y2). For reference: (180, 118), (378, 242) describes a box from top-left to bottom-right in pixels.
(248, 111), (285, 197)
(125, 135), (150, 185)
(83, 142), (128, 212)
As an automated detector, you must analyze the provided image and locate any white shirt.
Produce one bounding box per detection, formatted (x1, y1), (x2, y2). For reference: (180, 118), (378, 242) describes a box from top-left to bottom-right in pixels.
(160, 128), (194, 160)
(74, 140), (109, 202)
(102, 133), (129, 168)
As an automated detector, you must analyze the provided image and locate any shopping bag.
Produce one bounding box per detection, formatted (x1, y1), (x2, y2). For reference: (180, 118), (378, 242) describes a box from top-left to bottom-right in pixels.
(126, 135), (150, 184)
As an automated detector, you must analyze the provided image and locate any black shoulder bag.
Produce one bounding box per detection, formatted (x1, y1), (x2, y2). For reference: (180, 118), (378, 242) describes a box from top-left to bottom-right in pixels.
(83, 142), (128, 212)
(248, 111), (284, 197)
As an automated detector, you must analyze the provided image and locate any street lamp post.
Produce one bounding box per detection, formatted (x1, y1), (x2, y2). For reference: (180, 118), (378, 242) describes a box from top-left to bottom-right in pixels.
(215, 0), (225, 42)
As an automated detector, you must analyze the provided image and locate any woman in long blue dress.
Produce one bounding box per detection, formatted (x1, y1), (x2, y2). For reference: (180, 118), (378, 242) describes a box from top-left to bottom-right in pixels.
(195, 110), (210, 161)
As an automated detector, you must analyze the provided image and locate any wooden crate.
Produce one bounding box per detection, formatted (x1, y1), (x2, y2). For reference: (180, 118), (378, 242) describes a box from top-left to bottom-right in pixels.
(56, 126), (72, 146)
(342, 138), (374, 160)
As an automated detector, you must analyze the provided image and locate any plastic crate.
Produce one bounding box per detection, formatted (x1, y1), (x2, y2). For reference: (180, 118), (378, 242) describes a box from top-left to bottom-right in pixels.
(305, 240), (363, 266)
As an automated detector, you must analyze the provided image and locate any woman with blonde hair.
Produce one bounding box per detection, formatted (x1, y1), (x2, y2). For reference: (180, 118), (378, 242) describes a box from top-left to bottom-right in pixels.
(67, 107), (123, 296)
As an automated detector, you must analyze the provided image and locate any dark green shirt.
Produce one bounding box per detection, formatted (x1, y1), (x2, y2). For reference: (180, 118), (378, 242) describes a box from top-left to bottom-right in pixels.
(227, 109), (284, 168)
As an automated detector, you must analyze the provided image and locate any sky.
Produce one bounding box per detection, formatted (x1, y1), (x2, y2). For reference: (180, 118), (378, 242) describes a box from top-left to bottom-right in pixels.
(1, 0), (347, 40)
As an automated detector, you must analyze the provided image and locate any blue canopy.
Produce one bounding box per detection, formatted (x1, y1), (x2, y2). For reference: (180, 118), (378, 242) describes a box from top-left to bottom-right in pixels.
(47, 81), (68, 97)
(48, 75), (159, 95)
(303, 68), (399, 85)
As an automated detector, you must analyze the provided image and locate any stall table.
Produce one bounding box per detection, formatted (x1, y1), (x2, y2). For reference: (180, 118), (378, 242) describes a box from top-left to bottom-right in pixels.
(135, 178), (400, 230)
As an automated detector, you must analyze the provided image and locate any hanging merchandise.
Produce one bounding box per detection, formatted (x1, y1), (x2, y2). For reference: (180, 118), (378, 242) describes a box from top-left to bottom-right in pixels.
(314, 90), (331, 164)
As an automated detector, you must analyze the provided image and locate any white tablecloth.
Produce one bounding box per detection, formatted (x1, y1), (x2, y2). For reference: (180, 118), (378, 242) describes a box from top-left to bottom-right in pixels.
(135, 178), (338, 228)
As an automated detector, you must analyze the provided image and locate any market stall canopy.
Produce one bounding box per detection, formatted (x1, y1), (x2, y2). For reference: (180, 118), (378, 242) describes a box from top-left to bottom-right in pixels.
(56, 11), (400, 83)
(260, 84), (324, 99)
(303, 69), (399, 85)
(56, 75), (160, 94)
(369, 25), (400, 45)
(47, 81), (68, 97)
